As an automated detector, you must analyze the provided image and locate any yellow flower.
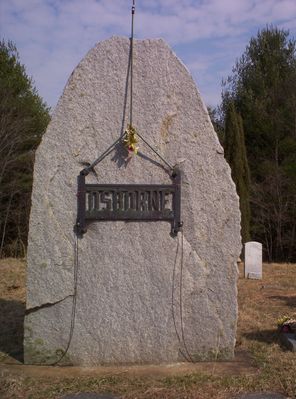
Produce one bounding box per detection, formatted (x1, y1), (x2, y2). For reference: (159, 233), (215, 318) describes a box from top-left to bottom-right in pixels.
(123, 124), (139, 154)
(277, 315), (290, 326)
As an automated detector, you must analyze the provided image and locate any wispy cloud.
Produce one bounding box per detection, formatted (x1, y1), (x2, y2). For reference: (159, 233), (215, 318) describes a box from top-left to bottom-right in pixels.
(1, 0), (296, 108)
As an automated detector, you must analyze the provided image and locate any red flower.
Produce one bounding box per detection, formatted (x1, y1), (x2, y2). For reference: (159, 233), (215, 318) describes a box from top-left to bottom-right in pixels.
(282, 325), (290, 333)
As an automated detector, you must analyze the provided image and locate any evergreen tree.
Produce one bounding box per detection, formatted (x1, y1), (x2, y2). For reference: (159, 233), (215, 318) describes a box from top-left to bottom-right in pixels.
(0, 40), (50, 257)
(207, 105), (224, 144)
(224, 101), (251, 244)
(222, 26), (296, 261)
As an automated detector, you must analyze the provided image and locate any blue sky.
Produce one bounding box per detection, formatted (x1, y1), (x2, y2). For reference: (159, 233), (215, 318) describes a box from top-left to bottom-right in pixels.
(1, 0), (296, 110)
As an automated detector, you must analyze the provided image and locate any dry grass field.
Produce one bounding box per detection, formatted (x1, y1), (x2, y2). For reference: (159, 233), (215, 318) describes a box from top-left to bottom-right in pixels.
(0, 258), (295, 399)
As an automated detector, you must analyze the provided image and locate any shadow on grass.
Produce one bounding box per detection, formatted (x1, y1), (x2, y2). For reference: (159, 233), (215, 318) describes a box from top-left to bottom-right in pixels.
(243, 329), (279, 345)
(0, 298), (25, 362)
(268, 295), (296, 307)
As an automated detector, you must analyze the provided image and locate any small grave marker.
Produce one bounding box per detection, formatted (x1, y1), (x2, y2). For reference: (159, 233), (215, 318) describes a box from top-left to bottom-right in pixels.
(244, 241), (262, 279)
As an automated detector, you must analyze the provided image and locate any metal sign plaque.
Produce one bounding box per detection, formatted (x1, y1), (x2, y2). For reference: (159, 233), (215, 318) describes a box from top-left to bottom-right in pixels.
(76, 171), (181, 236)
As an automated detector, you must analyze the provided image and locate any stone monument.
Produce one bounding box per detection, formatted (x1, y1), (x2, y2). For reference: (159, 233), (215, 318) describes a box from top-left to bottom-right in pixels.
(244, 241), (262, 279)
(24, 36), (241, 365)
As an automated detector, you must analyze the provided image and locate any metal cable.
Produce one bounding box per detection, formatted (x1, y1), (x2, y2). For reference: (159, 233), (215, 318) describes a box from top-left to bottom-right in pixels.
(80, 1), (134, 176)
(81, 137), (121, 175)
(179, 228), (194, 362)
(137, 131), (174, 171)
(172, 232), (191, 362)
(130, 0), (135, 127)
(52, 234), (79, 366)
(128, 1), (173, 171)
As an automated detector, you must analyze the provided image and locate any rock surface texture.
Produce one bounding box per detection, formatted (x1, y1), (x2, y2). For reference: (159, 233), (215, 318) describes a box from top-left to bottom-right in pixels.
(24, 36), (241, 365)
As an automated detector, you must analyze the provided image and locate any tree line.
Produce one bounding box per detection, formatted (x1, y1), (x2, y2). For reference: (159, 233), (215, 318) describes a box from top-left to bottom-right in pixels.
(210, 26), (296, 262)
(1, 26), (295, 262)
(0, 40), (50, 257)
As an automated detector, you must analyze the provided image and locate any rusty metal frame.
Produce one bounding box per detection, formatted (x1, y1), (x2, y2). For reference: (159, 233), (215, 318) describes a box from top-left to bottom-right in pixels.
(76, 170), (182, 236)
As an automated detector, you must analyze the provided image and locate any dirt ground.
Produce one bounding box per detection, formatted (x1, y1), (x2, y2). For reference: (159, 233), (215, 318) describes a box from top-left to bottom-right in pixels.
(0, 258), (295, 399)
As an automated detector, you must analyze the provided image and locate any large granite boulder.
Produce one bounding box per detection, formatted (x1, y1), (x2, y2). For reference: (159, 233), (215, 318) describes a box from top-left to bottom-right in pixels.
(24, 36), (241, 365)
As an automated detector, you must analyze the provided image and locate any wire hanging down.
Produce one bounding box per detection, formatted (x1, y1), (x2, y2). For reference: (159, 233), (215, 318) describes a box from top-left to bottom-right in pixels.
(130, 0), (135, 127)
(52, 234), (79, 366)
(124, 0), (174, 170)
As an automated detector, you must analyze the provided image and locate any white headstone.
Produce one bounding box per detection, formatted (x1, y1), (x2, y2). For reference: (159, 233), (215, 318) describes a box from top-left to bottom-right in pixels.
(24, 37), (241, 365)
(244, 241), (262, 279)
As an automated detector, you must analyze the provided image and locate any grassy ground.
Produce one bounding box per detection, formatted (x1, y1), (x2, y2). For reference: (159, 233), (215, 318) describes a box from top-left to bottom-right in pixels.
(0, 258), (295, 399)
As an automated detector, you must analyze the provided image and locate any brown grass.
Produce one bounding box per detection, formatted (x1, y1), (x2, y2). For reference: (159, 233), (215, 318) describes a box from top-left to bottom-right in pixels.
(0, 259), (296, 399)
(236, 263), (296, 397)
(0, 258), (26, 364)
